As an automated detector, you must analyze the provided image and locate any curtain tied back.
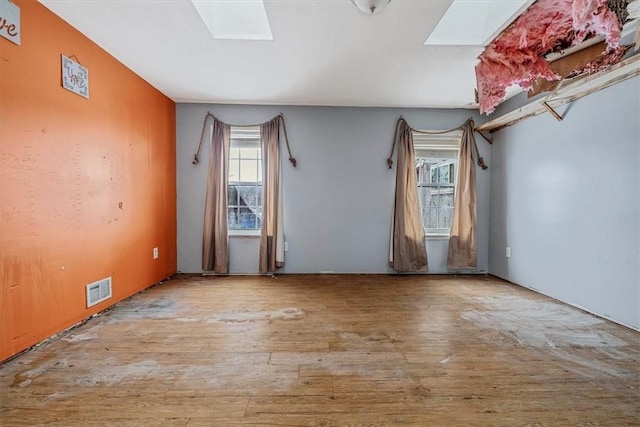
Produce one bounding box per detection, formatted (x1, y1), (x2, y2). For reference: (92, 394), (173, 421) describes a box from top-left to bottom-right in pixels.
(387, 117), (487, 272)
(197, 113), (295, 274)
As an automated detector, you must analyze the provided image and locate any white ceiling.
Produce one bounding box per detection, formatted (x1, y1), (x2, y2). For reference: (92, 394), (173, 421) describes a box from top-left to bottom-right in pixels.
(39, 0), (527, 109)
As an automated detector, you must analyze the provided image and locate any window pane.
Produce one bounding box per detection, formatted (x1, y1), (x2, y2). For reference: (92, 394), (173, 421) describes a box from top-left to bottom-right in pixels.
(438, 164), (450, 183)
(426, 207), (438, 229)
(441, 191), (454, 207)
(255, 208), (263, 229)
(229, 147), (240, 159)
(441, 207), (454, 229)
(229, 158), (240, 182)
(228, 185), (238, 207)
(423, 186), (434, 207)
(257, 185), (263, 207)
(239, 146), (260, 159)
(238, 207), (258, 229)
(236, 185), (258, 207)
(416, 162), (429, 184)
(429, 167), (437, 184)
(240, 158), (260, 182)
(420, 184), (457, 233)
(227, 207), (238, 228)
(419, 186), (429, 207)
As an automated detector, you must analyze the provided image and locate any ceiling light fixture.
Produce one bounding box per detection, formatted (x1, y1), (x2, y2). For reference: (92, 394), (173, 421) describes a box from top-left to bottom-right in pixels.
(351, 0), (391, 14)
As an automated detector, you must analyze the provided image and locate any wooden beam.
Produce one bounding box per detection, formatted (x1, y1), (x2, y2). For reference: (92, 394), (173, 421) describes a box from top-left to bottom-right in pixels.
(542, 102), (563, 121)
(476, 53), (640, 133)
(475, 130), (493, 145)
(528, 41), (607, 98)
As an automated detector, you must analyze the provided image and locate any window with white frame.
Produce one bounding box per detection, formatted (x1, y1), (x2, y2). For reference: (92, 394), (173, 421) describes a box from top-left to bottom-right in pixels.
(414, 130), (461, 236)
(228, 126), (262, 231)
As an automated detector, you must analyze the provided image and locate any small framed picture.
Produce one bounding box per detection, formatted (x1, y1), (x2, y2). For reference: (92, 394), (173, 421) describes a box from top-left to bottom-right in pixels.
(0, 0), (20, 45)
(62, 55), (89, 99)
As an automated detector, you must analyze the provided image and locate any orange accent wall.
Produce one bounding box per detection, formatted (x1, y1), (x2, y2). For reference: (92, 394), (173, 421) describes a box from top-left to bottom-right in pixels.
(0, 1), (177, 362)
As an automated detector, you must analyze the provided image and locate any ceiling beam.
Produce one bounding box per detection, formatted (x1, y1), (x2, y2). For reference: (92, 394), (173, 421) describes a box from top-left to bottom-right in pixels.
(476, 53), (640, 133)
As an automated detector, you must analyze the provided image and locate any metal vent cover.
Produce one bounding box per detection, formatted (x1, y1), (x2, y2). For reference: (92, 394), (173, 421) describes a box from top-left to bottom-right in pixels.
(86, 277), (112, 308)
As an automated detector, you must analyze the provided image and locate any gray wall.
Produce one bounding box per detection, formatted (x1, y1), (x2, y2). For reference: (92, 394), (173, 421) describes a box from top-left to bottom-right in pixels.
(489, 76), (640, 329)
(177, 104), (491, 274)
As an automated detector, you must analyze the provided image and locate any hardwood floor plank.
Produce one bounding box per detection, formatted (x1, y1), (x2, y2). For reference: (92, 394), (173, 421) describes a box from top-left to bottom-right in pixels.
(165, 377), (333, 398)
(244, 394), (426, 416)
(1, 396), (249, 418)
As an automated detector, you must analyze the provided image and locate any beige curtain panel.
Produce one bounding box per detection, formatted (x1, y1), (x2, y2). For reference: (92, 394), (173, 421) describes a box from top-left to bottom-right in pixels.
(447, 120), (478, 270)
(259, 117), (285, 273)
(202, 118), (231, 273)
(389, 118), (429, 272)
(447, 120), (484, 270)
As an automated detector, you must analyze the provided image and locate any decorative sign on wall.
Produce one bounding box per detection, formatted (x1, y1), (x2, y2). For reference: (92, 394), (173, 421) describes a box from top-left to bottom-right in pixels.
(0, 0), (20, 45)
(61, 55), (89, 99)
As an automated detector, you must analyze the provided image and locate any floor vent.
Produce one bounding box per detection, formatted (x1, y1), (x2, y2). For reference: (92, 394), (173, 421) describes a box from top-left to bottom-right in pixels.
(86, 277), (112, 308)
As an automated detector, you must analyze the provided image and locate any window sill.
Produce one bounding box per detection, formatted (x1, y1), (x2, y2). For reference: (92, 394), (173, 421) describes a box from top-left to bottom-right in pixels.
(229, 229), (261, 238)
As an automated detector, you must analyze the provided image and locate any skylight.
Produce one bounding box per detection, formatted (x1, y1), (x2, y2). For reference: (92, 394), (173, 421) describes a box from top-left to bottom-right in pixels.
(425, 0), (533, 46)
(191, 0), (273, 41)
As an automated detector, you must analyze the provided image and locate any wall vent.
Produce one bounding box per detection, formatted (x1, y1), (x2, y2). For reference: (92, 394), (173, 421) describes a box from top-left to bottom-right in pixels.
(86, 277), (112, 308)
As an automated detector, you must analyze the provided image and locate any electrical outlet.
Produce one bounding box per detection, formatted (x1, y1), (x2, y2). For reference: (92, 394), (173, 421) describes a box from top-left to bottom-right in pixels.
(506, 247), (511, 258)
(153, 247), (159, 259)
(284, 241), (288, 252)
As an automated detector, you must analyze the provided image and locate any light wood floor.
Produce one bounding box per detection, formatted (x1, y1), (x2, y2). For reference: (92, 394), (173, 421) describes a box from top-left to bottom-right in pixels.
(1, 275), (639, 426)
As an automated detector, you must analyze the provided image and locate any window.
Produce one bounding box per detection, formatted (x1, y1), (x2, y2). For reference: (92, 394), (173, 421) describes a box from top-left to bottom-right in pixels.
(414, 131), (461, 236)
(228, 126), (262, 231)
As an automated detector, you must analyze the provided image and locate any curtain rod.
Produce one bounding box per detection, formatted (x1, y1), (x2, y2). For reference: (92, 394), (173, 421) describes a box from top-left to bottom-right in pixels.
(387, 116), (487, 170)
(387, 117), (475, 169)
(394, 115), (492, 145)
(203, 111), (286, 128)
(192, 112), (297, 167)
(404, 116), (475, 135)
